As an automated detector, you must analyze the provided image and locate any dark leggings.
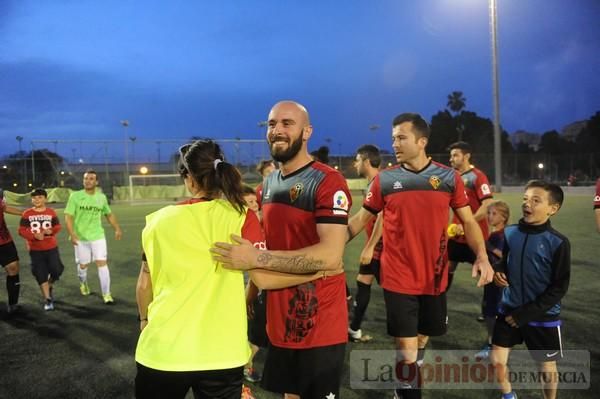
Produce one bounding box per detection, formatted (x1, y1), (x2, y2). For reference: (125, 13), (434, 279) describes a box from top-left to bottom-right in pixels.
(135, 363), (243, 399)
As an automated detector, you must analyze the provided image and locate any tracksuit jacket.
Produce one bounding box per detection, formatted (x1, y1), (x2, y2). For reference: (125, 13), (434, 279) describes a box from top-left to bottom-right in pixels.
(495, 219), (570, 327)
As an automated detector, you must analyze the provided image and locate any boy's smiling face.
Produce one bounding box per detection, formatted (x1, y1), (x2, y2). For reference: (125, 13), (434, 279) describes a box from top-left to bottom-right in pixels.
(522, 187), (559, 225)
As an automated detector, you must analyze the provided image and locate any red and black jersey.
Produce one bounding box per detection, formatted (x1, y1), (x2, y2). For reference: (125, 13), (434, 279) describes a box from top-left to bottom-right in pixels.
(259, 161), (352, 349)
(364, 160), (469, 295)
(363, 179), (383, 260)
(19, 207), (61, 251)
(594, 178), (600, 209)
(451, 167), (493, 242)
(0, 200), (14, 246)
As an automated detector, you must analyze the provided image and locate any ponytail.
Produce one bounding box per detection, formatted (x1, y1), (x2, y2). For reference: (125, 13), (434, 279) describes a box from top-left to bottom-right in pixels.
(181, 140), (246, 214)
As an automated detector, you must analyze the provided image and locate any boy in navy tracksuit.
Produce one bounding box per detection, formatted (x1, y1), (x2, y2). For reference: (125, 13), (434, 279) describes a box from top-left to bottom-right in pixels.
(491, 180), (570, 399)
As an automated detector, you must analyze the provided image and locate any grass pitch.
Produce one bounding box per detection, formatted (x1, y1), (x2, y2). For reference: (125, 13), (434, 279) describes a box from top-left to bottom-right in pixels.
(0, 192), (598, 398)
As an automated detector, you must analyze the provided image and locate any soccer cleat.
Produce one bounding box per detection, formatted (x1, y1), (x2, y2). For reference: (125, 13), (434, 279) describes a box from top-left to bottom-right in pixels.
(243, 367), (262, 383)
(102, 293), (114, 304)
(44, 299), (54, 311)
(477, 314), (486, 322)
(241, 385), (256, 399)
(80, 282), (90, 296)
(501, 392), (518, 399)
(475, 344), (492, 360)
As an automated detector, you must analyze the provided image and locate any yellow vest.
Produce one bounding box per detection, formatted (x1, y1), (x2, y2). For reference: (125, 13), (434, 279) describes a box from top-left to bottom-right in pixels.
(135, 199), (251, 371)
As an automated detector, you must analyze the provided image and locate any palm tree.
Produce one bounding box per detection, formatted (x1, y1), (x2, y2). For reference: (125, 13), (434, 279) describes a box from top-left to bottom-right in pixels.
(447, 91), (466, 141)
(447, 91), (466, 114)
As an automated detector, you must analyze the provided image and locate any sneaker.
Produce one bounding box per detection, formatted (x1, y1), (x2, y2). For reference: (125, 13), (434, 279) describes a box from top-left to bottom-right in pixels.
(348, 327), (373, 343)
(349, 327), (362, 341)
(103, 293), (114, 304)
(244, 367), (262, 383)
(80, 282), (90, 296)
(475, 344), (492, 360)
(477, 314), (486, 322)
(241, 385), (256, 399)
(44, 299), (54, 311)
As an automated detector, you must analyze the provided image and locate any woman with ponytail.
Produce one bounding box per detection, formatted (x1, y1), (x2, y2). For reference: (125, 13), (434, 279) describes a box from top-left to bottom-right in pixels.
(134, 139), (264, 398)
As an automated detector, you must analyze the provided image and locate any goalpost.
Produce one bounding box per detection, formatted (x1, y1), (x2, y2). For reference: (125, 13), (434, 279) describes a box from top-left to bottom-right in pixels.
(128, 174), (186, 202)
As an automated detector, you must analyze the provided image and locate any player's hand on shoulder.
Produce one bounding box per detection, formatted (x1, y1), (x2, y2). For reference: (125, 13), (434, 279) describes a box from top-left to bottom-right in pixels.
(211, 234), (257, 271)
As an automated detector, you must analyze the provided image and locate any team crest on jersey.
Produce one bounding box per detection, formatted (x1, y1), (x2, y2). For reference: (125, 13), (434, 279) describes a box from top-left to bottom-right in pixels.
(481, 183), (491, 196)
(333, 190), (349, 215)
(429, 175), (442, 190)
(289, 182), (304, 203)
(594, 195), (600, 203)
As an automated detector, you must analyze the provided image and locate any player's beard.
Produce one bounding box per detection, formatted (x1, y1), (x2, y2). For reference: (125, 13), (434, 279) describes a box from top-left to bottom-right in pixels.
(270, 134), (303, 163)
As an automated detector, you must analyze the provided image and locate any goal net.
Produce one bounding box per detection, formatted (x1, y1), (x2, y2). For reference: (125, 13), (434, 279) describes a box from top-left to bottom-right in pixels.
(128, 174), (187, 202)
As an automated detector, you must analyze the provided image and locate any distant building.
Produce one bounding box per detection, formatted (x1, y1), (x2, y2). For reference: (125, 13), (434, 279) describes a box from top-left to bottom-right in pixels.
(560, 120), (587, 142)
(511, 130), (541, 151)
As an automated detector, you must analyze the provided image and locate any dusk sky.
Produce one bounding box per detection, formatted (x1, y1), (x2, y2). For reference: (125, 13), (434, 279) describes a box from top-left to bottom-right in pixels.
(1, 0), (599, 162)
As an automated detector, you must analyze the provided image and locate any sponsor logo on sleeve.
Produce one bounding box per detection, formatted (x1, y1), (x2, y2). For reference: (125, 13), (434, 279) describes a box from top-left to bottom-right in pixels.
(481, 183), (491, 196)
(333, 190), (349, 215)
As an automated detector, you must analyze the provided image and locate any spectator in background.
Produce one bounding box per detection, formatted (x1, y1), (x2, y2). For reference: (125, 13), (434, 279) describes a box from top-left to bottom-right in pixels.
(0, 188), (23, 314)
(241, 184), (267, 384)
(18, 188), (64, 311)
(310, 146), (330, 165)
(255, 160), (276, 201)
(475, 200), (510, 359)
(446, 141), (494, 293)
(348, 144), (383, 343)
(64, 170), (122, 304)
(594, 178), (600, 233)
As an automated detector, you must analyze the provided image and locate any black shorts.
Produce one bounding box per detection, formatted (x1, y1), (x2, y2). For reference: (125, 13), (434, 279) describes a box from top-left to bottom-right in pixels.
(383, 290), (447, 337)
(261, 343), (345, 397)
(447, 240), (476, 265)
(30, 248), (65, 285)
(481, 283), (502, 317)
(0, 241), (19, 267)
(248, 291), (269, 348)
(358, 258), (381, 283)
(492, 317), (564, 362)
(135, 363), (243, 399)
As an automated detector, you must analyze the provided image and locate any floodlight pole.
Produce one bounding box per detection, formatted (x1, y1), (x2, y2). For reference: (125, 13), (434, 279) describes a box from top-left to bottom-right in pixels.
(120, 120), (130, 184)
(16, 136), (26, 190)
(490, 0), (502, 191)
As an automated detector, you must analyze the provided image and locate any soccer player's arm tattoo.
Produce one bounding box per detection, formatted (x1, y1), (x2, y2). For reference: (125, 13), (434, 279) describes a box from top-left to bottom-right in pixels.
(256, 252), (326, 273)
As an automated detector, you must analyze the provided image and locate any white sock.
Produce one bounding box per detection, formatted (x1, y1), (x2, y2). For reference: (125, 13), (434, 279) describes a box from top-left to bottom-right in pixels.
(98, 265), (111, 295)
(77, 265), (88, 283)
